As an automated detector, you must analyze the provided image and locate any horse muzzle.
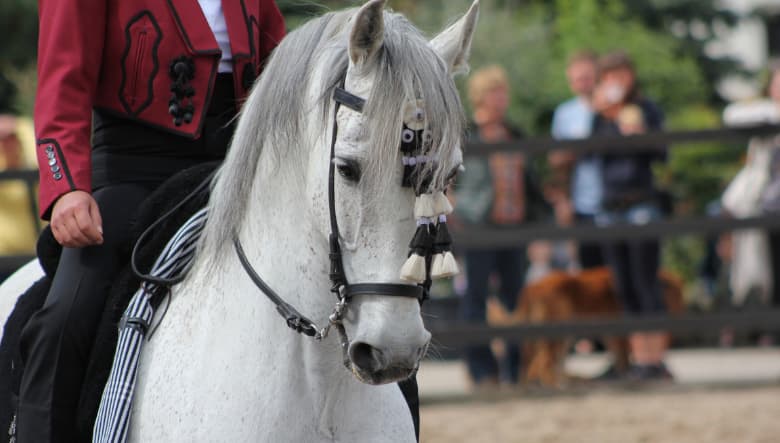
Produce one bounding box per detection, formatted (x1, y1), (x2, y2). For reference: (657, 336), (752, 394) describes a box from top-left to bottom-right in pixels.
(347, 335), (430, 385)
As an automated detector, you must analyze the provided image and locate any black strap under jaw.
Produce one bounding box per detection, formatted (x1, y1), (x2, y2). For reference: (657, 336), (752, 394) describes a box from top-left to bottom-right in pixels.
(344, 283), (424, 300)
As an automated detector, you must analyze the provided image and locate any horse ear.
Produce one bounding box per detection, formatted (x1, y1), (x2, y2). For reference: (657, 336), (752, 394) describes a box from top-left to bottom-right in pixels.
(349, 0), (386, 66)
(430, 0), (479, 75)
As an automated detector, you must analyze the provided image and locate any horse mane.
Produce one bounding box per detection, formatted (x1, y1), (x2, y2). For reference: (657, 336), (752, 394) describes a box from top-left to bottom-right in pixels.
(201, 7), (466, 259)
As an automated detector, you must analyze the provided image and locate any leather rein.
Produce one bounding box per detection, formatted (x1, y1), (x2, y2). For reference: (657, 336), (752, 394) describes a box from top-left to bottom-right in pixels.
(233, 84), (427, 346)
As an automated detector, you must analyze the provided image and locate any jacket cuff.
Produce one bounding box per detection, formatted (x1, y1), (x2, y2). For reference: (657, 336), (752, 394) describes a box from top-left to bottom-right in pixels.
(36, 139), (91, 220)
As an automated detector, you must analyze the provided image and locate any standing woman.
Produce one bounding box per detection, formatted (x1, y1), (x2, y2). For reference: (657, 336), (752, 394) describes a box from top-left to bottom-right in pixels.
(17, 1), (285, 441)
(590, 51), (672, 380)
(455, 65), (548, 388)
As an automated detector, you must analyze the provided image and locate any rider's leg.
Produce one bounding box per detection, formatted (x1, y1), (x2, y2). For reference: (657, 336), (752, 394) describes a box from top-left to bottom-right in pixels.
(16, 183), (155, 443)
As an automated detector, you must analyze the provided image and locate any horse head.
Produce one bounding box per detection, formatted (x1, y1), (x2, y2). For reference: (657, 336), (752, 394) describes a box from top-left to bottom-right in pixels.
(323, 0), (479, 385)
(203, 0), (479, 387)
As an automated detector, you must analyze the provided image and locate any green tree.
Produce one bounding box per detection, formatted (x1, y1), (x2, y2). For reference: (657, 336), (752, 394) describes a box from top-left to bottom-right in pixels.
(0, 0), (38, 114)
(553, 0), (709, 124)
(0, 0), (38, 70)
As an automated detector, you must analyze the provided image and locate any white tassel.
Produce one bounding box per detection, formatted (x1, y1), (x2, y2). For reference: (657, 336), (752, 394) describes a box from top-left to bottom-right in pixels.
(433, 192), (453, 216)
(414, 194), (435, 219)
(400, 254), (427, 283)
(432, 251), (459, 279)
(430, 253), (444, 278)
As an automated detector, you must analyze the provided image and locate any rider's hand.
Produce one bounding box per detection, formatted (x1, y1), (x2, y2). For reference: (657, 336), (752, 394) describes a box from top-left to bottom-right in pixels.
(50, 190), (104, 247)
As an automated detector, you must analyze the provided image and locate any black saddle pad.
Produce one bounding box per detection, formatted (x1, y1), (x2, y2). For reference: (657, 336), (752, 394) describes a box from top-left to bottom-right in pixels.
(0, 161), (218, 442)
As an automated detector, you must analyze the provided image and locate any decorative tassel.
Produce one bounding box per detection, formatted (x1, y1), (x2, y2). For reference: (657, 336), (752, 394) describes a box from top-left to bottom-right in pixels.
(430, 216), (459, 279)
(433, 191), (453, 216)
(431, 252), (444, 276)
(434, 216), (452, 244)
(436, 251), (459, 278)
(414, 193), (436, 219)
(400, 254), (427, 283)
(400, 223), (434, 283)
(403, 166), (413, 187)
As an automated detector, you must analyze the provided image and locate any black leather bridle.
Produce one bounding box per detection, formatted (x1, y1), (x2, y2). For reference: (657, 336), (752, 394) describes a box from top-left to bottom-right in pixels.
(233, 83), (427, 345)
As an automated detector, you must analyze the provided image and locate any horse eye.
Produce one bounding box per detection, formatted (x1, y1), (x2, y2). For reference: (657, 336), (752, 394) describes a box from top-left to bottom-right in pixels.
(336, 160), (361, 183)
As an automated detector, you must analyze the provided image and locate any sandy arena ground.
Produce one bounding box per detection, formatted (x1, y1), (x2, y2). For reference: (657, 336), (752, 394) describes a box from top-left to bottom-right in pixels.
(420, 386), (780, 443)
(418, 350), (780, 443)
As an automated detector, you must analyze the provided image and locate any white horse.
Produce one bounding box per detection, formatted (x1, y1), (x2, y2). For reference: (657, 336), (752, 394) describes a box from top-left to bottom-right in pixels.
(1, 1), (478, 440)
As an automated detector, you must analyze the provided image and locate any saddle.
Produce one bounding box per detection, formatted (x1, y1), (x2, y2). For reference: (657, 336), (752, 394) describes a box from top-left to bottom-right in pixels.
(0, 161), (218, 442)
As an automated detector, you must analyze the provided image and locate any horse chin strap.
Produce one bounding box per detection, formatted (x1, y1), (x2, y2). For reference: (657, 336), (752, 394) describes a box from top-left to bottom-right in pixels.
(233, 84), (426, 365)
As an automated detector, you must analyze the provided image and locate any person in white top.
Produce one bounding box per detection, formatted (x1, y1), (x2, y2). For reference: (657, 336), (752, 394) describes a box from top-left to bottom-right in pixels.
(722, 64), (780, 322)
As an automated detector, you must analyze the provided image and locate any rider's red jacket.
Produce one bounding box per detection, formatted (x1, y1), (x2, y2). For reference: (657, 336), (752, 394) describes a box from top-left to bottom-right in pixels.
(34, 0), (285, 219)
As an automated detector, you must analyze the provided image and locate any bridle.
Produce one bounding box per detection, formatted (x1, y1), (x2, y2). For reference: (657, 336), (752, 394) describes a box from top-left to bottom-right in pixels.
(233, 82), (428, 356)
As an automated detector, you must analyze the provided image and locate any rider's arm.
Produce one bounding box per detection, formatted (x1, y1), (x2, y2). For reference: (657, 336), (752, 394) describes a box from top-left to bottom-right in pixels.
(34, 0), (107, 221)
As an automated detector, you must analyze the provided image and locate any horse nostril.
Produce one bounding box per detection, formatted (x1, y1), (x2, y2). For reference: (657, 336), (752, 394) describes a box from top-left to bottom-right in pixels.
(349, 342), (386, 373)
(416, 345), (427, 360)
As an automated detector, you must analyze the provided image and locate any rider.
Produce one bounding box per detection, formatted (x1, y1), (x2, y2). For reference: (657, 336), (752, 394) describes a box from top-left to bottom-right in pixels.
(17, 1), (285, 441)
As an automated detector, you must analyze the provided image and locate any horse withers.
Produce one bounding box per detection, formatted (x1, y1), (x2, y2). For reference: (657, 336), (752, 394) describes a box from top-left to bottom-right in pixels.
(2, 1), (480, 441)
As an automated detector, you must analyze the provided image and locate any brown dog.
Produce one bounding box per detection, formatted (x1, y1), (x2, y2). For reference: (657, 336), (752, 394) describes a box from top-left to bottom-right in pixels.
(487, 267), (684, 387)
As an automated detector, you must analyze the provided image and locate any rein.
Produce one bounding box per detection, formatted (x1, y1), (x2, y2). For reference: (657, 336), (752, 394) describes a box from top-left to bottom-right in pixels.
(233, 84), (426, 347)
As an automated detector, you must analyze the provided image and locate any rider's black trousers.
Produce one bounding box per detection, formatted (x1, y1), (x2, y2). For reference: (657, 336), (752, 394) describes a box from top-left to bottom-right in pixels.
(17, 183), (157, 443)
(16, 75), (236, 442)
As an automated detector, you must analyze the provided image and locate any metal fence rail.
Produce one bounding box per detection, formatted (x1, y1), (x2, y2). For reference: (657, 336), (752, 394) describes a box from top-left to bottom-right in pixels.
(453, 214), (780, 247)
(2, 123), (779, 345)
(444, 122), (780, 343)
(427, 309), (780, 348)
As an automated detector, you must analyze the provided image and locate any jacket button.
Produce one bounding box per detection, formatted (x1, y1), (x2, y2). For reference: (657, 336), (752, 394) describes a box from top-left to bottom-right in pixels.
(51, 165), (60, 173)
(53, 172), (63, 181)
(45, 145), (54, 153)
(48, 158), (57, 166)
(46, 152), (55, 159)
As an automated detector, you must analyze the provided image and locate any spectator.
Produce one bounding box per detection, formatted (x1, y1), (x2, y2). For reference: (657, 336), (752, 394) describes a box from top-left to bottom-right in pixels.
(550, 50), (604, 270)
(722, 62), (780, 343)
(590, 50), (672, 381)
(454, 65), (548, 388)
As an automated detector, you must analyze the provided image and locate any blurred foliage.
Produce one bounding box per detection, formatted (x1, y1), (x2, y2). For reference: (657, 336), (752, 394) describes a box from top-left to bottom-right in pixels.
(662, 105), (743, 214)
(0, 0), (37, 115)
(658, 105), (743, 285)
(0, 74), (18, 114)
(0, 0), (38, 70)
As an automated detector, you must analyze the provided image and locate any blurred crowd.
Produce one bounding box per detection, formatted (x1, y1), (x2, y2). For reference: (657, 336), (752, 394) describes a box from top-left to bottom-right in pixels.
(448, 50), (780, 390)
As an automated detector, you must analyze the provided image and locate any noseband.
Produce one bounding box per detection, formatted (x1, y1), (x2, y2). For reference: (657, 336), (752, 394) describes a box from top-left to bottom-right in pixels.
(233, 84), (426, 352)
